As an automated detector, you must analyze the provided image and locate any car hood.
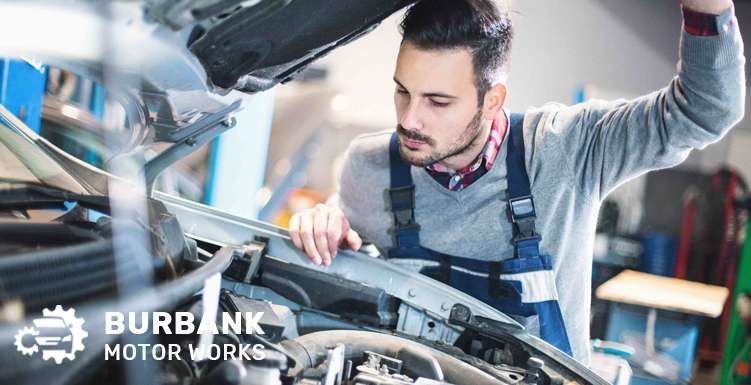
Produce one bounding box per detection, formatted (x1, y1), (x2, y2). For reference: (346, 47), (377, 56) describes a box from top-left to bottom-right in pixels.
(148, 0), (414, 92)
(0, 0), (412, 147)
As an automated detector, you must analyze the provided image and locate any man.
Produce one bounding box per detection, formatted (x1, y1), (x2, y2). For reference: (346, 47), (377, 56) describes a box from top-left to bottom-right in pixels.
(288, 0), (746, 364)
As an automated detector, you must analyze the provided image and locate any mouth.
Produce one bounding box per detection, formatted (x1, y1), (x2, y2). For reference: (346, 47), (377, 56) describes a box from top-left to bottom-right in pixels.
(400, 135), (426, 150)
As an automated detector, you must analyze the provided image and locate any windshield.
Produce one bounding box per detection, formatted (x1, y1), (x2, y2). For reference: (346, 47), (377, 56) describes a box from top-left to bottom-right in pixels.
(0, 108), (87, 194)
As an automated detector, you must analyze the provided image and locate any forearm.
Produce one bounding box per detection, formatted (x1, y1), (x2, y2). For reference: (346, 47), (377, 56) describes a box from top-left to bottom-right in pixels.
(677, 4), (745, 134)
(573, 4), (745, 198)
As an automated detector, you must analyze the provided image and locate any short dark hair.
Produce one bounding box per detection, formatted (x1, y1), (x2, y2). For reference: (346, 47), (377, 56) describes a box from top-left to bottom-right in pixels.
(399, 0), (513, 105)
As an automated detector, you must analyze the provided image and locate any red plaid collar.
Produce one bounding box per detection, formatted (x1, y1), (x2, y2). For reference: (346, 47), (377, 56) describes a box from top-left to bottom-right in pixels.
(426, 111), (508, 191)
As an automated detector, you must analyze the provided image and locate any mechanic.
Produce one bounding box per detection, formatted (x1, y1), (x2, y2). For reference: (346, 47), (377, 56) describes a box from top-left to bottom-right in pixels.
(288, 0), (746, 364)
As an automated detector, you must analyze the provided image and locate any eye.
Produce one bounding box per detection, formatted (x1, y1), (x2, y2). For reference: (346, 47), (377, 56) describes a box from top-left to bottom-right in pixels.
(429, 99), (450, 108)
(396, 88), (409, 95)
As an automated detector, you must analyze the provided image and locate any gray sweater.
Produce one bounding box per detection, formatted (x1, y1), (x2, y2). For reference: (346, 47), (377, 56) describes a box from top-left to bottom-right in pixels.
(330, 7), (745, 364)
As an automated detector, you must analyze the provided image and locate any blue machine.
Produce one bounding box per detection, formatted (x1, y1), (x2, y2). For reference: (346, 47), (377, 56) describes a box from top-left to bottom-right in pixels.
(606, 303), (702, 384)
(0, 59), (47, 132)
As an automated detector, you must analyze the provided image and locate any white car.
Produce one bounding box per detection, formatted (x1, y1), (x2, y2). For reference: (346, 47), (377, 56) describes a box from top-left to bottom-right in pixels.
(0, 2), (608, 385)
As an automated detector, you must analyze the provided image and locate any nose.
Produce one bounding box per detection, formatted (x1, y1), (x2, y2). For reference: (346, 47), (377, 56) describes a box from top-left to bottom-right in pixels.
(399, 100), (423, 131)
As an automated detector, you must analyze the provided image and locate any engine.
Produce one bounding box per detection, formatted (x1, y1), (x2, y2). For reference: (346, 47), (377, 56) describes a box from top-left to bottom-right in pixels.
(0, 198), (588, 385)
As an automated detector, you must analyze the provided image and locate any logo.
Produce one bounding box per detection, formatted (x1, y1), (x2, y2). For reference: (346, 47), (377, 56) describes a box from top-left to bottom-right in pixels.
(14, 305), (88, 364)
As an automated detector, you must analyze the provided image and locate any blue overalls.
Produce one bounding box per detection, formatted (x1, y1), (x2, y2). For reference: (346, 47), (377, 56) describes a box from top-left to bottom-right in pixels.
(386, 113), (573, 356)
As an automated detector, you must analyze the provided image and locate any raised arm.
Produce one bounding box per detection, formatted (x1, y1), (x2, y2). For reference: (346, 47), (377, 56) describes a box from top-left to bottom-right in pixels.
(559, 3), (745, 199)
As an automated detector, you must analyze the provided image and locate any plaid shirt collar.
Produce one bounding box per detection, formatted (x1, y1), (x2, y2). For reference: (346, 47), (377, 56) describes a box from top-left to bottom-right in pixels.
(425, 110), (508, 191)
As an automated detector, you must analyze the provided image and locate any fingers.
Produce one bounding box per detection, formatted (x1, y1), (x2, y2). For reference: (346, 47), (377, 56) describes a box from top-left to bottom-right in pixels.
(327, 208), (344, 259)
(288, 204), (357, 267)
(299, 210), (322, 265)
(339, 214), (362, 251)
(345, 229), (363, 251)
(288, 213), (303, 250)
(313, 205), (332, 266)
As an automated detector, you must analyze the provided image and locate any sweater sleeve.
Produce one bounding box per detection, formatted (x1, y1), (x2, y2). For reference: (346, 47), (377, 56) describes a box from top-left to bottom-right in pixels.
(326, 132), (394, 246)
(326, 143), (362, 221)
(568, 5), (745, 199)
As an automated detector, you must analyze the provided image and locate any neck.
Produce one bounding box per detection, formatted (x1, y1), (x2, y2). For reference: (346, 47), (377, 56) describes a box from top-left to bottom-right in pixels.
(437, 112), (505, 171)
(437, 120), (492, 171)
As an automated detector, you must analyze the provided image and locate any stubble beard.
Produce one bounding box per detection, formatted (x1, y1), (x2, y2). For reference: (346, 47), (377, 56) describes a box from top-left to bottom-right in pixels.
(397, 109), (485, 168)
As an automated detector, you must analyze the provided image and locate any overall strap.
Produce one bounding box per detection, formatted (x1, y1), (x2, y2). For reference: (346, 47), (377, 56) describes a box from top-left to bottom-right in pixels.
(505, 113), (541, 259)
(388, 132), (421, 249)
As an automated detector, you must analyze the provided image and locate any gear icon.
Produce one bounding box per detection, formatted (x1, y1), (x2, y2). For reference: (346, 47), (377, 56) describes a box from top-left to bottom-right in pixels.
(14, 326), (39, 356)
(38, 305), (88, 364)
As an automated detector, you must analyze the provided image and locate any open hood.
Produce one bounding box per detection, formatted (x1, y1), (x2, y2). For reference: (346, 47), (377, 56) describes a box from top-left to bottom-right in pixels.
(148, 0), (414, 92)
(0, 0), (413, 187)
(0, 0), (412, 145)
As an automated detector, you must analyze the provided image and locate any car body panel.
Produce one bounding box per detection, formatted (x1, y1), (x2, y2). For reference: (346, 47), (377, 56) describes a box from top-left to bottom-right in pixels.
(183, 0), (415, 90)
(154, 190), (526, 328)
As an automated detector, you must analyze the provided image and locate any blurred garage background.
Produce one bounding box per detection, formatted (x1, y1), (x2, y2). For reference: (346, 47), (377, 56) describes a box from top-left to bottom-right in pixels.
(1, 1), (750, 385)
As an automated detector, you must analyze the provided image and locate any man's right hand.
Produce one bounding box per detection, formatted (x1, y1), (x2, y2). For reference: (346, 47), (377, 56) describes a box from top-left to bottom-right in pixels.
(288, 204), (363, 266)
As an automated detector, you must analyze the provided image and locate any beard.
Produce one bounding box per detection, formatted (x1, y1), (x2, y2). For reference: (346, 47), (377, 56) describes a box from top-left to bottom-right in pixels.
(397, 109), (485, 168)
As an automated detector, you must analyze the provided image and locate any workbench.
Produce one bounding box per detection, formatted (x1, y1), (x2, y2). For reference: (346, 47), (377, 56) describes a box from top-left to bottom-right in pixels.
(596, 270), (729, 384)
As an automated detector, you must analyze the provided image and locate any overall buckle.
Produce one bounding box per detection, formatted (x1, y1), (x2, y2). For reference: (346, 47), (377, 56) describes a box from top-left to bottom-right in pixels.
(509, 196), (536, 221)
(508, 196), (538, 240)
(389, 185), (415, 210)
(389, 185), (417, 229)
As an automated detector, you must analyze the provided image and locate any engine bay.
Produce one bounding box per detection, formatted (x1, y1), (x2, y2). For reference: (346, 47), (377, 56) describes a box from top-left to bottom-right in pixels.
(0, 193), (599, 385)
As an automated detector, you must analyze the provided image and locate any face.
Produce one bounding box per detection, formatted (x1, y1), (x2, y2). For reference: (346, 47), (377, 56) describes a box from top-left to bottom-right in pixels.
(393, 42), (493, 168)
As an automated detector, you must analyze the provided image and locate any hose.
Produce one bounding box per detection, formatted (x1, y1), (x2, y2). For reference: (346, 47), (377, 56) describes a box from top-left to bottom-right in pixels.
(282, 330), (508, 385)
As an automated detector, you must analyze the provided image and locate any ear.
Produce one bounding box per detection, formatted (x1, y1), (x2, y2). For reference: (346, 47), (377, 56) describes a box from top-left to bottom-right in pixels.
(481, 83), (507, 120)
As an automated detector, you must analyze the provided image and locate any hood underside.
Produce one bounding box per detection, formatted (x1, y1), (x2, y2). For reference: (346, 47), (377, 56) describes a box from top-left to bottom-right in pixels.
(149, 0), (415, 92)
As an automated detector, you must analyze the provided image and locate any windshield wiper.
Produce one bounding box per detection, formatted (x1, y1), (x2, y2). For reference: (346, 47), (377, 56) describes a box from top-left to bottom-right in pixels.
(0, 181), (110, 213)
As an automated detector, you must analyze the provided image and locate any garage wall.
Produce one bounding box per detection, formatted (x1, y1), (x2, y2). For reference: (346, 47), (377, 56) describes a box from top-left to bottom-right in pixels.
(508, 0), (679, 110)
(305, 0), (749, 179)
